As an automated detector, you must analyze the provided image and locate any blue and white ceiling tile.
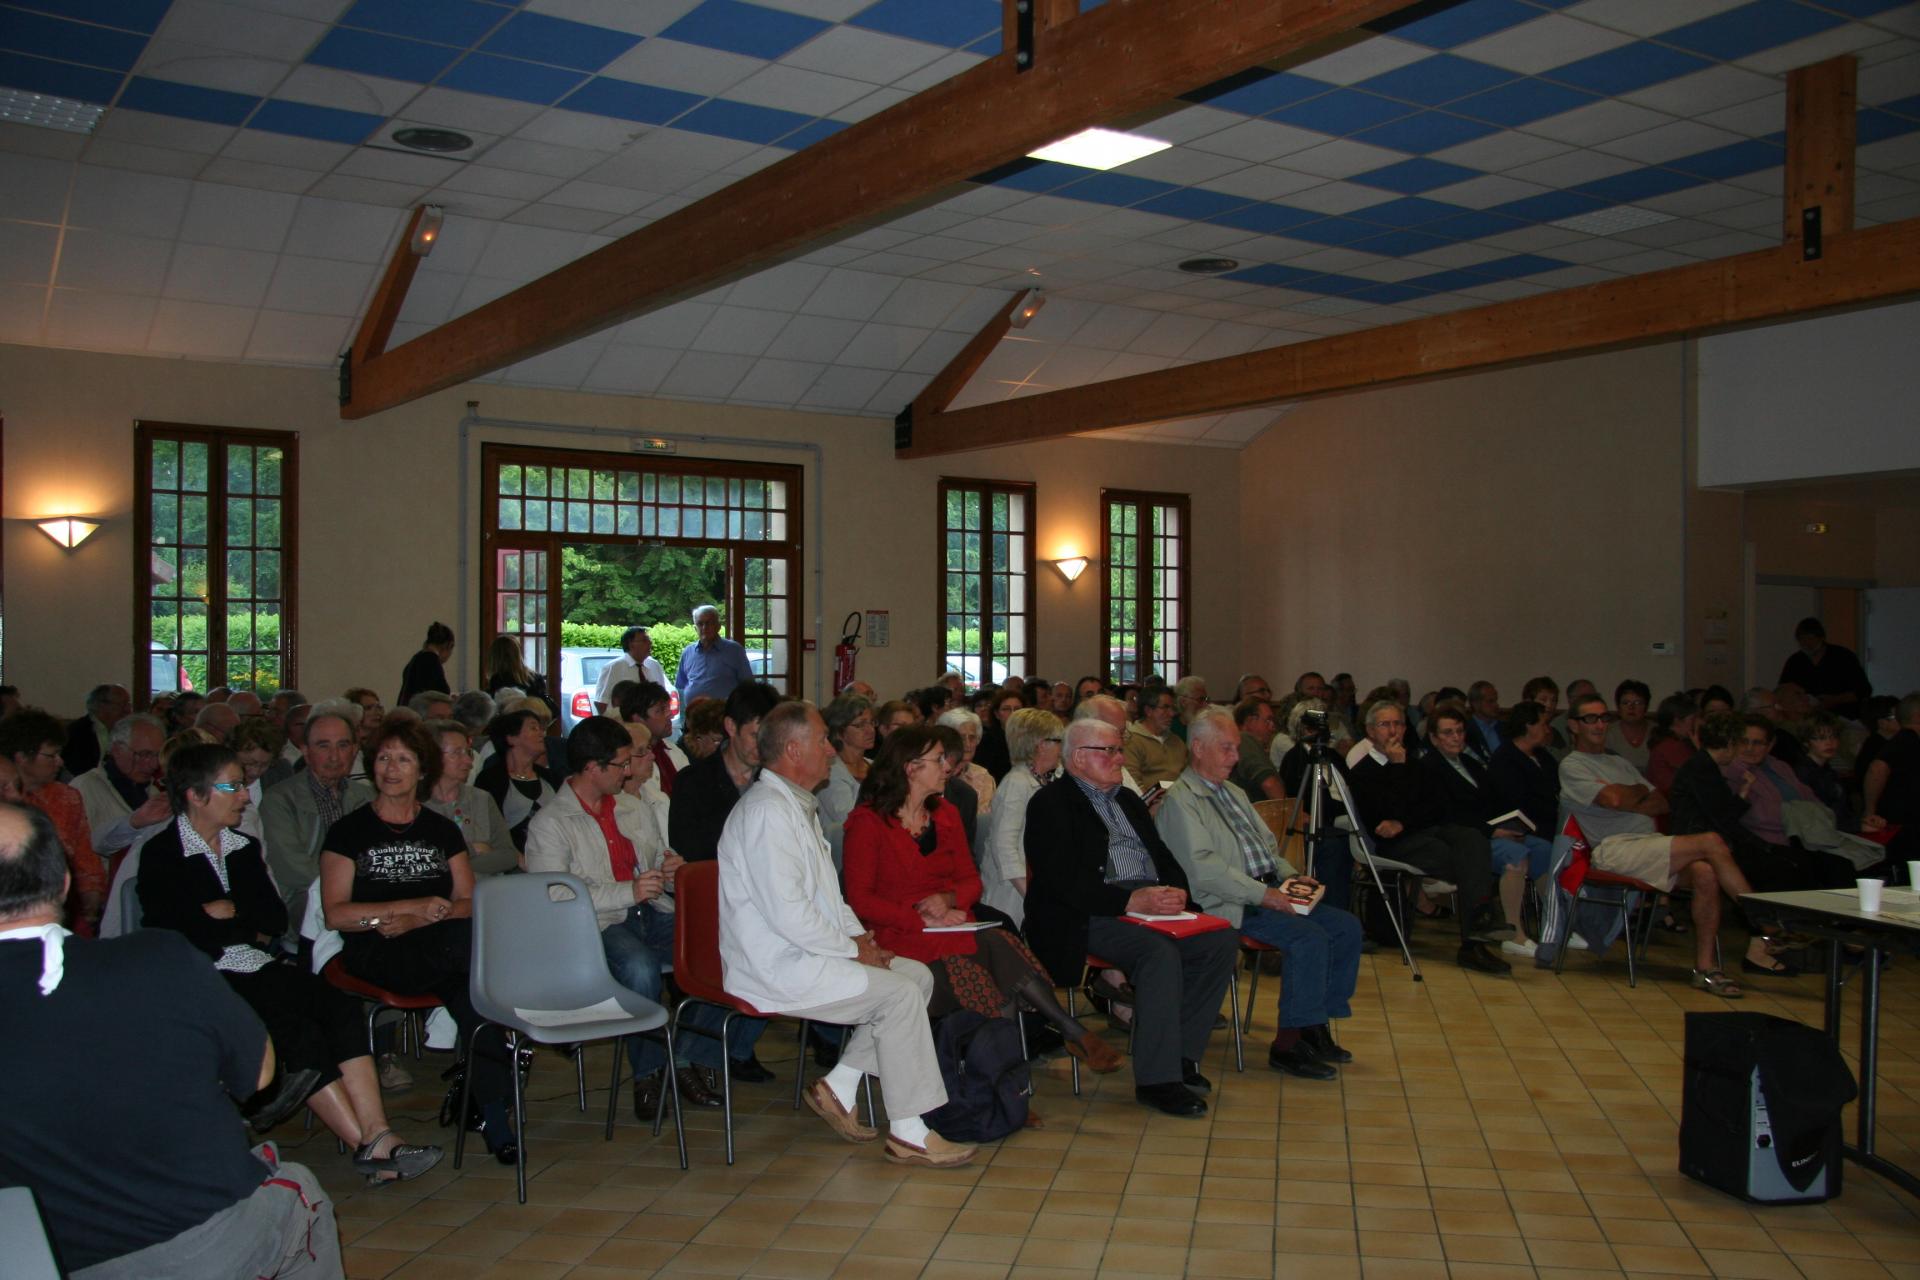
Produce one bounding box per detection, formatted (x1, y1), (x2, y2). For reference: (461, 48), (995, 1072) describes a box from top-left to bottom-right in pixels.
(2, 0), (1918, 444)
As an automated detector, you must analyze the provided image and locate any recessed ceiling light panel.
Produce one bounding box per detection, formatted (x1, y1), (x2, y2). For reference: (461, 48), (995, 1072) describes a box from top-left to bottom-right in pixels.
(1027, 126), (1171, 171)
(1549, 205), (1675, 235)
(0, 87), (104, 134)
(392, 126), (475, 153)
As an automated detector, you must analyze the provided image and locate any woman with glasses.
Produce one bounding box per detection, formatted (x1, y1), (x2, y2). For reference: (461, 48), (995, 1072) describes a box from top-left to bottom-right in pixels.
(842, 725), (1120, 1075)
(819, 693), (875, 871)
(424, 718), (516, 876)
(0, 709), (108, 937)
(138, 742), (443, 1184)
(1604, 680), (1654, 771)
(977, 708), (1064, 928)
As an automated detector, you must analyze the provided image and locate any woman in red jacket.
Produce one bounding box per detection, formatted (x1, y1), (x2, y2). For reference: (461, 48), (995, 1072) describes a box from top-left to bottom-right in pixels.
(842, 726), (1120, 1074)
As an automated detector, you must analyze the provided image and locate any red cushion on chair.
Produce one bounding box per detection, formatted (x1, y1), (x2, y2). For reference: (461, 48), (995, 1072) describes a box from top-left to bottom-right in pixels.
(1583, 869), (1660, 894)
(1239, 936), (1277, 952)
(321, 956), (441, 1010)
(673, 861), (769, 1017)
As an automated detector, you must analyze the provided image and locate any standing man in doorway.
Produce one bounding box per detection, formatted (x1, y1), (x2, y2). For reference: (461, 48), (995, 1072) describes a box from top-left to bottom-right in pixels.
(675, 604), (756, 717)
(595, 626), (668, 716)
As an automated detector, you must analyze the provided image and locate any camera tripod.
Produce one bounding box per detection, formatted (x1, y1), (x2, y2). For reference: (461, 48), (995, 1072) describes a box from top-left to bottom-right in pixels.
(1281, 737), (1422, 981)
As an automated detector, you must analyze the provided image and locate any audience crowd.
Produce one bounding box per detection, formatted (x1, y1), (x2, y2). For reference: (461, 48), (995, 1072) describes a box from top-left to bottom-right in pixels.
(3, 606), (1914, 1275)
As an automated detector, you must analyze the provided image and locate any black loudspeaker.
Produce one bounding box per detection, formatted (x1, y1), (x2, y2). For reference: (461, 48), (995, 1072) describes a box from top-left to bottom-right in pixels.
(1680, 1012), (1855, 1204)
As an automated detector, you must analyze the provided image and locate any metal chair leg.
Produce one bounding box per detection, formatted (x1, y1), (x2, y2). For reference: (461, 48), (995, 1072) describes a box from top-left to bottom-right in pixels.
(575, 1044), (588, 1112)
(717, 1007), (737, 1166)
(605, 1039), (623, 1140)
(508, 1030), (529, 1205)
(451, 1023), (481, 1171)
(1227, 965), (1244, 1073)
(1066, 981), (1082, 1097)
(792, 1020), (810, 1110)
(662, 1020), (687, 1171)
(1244, 951), (1262, 1032)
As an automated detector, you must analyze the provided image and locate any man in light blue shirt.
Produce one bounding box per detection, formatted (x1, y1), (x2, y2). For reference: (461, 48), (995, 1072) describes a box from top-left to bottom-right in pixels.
(675, 604), (756, 718)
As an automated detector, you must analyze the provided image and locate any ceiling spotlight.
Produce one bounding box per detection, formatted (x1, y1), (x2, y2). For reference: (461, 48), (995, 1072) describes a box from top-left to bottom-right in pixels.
(392, 126), (474, 153)
(409, 204), (445, 257)
(1178, 257), (1240, 274)
(1009, 288), (1045, 329)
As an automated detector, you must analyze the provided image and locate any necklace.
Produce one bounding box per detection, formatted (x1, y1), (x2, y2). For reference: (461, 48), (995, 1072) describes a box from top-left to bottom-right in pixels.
(376, 805), (418, 833)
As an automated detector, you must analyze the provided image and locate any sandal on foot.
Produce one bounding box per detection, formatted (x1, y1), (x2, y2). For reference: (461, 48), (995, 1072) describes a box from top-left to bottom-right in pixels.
(352, 1129), (446, 1184)
(1690, 968), (1744, 999)
(1659, 911), (1690, 934)
(1741, 954), (1802, 977)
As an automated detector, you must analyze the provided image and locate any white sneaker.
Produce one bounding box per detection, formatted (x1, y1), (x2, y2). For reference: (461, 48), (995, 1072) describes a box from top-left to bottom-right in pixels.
(1567, 934), (1590, 951)
(1501, 939), (1538, 958)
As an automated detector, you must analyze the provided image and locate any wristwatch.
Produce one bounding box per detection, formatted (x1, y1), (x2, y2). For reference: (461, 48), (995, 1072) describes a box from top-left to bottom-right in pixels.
(357, 915), (384, 929)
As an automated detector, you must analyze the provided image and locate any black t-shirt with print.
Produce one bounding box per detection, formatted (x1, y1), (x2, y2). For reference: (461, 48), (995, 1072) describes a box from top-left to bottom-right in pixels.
(324, 804), (466, 960)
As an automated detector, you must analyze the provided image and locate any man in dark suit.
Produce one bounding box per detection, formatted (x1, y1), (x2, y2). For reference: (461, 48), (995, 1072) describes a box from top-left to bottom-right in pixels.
(62, 682), (131, 777)
(1022, 718), (1238, 1117)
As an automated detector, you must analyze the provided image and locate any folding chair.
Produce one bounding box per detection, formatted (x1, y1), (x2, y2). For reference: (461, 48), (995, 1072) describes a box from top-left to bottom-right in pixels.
(1063, 950), (1242, 1091)
(321, 956), (440, 1061)
(1550, 820), (1659, 988)
(455, 872), (686, 1202)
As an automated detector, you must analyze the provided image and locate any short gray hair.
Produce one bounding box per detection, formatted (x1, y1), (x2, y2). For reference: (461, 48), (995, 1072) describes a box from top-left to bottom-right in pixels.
(756, 699), (818, 764)
(691, 603), (720, 623)
(109, 713), (165, 748)
(1072, 695), (1127, 726)
(407, 690), (454, 715)
(1174, 676), (1208, 700)
(452, 690), (496, 733)
(822, 694), (872, 748)
(1187, 705), (1236, 747)
(307, 697), (362, 734)
(1365, 700), (1405, 729)
(1287, 697), (1328, 738)
(1064, 717), (1118, 753)
(935, 707), (981, 737)
(1006, 708), (1063, 766)
(271, 689), (307, 709)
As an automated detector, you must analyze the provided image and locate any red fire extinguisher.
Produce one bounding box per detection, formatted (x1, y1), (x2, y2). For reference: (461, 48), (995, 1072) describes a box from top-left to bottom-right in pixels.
(833, 611), (861, 695)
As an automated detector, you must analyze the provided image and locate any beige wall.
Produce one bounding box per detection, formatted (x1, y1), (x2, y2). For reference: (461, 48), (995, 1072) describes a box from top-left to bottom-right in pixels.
(1236, 344), (1691, 703)
(0, 343), (1241, 715)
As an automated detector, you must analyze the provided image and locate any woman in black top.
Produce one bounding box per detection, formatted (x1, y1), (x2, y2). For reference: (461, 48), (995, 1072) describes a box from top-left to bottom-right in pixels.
(473, 707), (559, 853)
(482, 634), (550, 702)
(140, 742), (442, 1182)
(320, 719), (517, 1161)
(397, 621), (455, 706)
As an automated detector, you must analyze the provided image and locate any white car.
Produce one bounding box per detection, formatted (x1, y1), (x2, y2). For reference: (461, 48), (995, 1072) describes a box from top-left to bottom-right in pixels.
(557, 646), (680, 728)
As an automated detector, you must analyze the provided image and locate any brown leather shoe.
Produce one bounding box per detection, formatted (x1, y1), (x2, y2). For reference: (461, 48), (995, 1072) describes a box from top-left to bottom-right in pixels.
(1064, 1030), (1125, 1074)
(885, 1131), (977, 1168)
(675, 1066), (723, 1109)
(803, 1078), (879, 1143)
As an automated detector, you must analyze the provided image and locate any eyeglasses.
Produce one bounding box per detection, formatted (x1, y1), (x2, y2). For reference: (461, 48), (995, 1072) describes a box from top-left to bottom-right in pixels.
(209, 781), (244, 793)
(1043, 736), (1064, 745)
(1571, 713), (1609, 725)
(33, 749), (61, 762)
(1074, 745), (1125, 757)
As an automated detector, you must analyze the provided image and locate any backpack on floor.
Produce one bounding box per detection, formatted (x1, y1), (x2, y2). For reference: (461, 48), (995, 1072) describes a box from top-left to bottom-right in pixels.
(921, 1010), (1030, 1143)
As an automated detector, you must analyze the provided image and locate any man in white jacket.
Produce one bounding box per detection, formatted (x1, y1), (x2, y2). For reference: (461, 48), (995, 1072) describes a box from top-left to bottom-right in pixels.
(718, 701), (975, 1169)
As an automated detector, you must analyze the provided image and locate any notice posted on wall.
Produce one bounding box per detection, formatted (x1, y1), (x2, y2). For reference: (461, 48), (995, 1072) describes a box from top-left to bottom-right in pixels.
(865, 610), (890, 648)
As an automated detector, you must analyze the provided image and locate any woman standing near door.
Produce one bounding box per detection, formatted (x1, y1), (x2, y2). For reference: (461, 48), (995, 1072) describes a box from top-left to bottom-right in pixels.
(398, 622), (456, 706)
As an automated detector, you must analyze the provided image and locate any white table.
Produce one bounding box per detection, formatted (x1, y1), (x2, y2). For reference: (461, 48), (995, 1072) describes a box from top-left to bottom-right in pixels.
(1743, 887), (1920, 1198)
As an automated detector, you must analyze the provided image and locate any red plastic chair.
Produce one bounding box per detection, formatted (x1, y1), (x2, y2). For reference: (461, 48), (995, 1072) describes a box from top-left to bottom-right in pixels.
(673, 861), (870, 1165)
(1551, 818), (1661, 987)
(321, 955), (441, 1059)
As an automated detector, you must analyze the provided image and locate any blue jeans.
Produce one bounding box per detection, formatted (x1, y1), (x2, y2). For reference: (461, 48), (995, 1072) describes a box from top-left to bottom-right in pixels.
(1238, 902), (1363, 1030)
(1491, 833), (1553, 879)
(601, 905), (763, 1077)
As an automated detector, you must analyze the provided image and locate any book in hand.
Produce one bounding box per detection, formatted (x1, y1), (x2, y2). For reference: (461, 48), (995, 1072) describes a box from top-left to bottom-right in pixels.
(1486, 809), (1536, 832)
(1122, 910), (1233, 937)
(924, 920), (1001, 933)
(1279, 877), (1325, 916)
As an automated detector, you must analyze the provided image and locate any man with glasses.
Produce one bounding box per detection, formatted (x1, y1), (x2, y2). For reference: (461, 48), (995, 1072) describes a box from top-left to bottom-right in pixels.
(73, 713), (172, 854)
(1023, 719), (1239, 1117)
(1170, 677), (1210, 744)
(1347, 700), (1509, 974)
(1124, 687), (1188, 790)
(675, 605), (756, 718)
(526, 716), (743, 1116)
(1560, 693), (1758, 996)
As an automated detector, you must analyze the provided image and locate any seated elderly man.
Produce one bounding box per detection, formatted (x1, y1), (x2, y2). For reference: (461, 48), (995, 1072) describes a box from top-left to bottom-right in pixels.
(1124, 686), (1188, 790)
(0, 804), (342, 1279)
(257, 703), (372, 931)
(1230, 697), (1285, 803)
(719, 702), (975, 1168)
(1560, 692), (1760, 997)
(1024, 718), (1239, 1117)
(1347, 700), (1509, 974)
(1158, 708), (1362, 1080)
(63, 682), (133, 776)
(72, 712), (171, 854)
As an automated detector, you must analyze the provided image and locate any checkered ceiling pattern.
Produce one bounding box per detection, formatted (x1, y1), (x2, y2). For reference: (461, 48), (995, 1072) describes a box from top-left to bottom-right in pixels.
(2, 0), (1918, 445)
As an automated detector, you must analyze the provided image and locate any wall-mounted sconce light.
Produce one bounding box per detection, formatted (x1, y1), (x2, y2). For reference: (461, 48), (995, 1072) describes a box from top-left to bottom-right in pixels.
(1008, 287), (1045, 329)
(38, 518), (99, 549)
(1050, 555), (1089, 583)
(409, 204), (445, 257)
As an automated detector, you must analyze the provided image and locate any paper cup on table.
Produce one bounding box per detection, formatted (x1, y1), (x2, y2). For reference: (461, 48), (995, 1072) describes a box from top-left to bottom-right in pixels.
(1907, 861), (1920, 889)
(1857, 878), (1885, 913)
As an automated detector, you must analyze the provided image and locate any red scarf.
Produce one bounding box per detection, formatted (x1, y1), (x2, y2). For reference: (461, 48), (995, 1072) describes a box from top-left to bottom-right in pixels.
(575, 781), (638, 882)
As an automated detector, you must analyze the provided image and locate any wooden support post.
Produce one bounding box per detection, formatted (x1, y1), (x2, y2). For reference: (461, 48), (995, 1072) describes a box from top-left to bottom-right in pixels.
(916, 291), (1027, 420)
(1785, 55), (1856, 252)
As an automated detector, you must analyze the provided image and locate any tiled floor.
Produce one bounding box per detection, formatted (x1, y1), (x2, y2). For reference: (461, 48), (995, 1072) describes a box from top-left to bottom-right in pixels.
(310, 925), (1920, 1280)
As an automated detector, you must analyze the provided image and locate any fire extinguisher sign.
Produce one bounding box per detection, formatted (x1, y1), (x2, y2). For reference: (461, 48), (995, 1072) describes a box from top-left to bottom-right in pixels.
(864, 611), (890, 647)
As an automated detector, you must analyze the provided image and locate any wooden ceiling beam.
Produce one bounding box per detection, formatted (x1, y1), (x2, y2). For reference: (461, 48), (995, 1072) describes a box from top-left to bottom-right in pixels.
(339, 0), (1425, 419)
(1784, 54), (1856, 249)
(348, 205), (427, 369)
(894, 215), (1920, 458)
(911, 291), (1028, 421)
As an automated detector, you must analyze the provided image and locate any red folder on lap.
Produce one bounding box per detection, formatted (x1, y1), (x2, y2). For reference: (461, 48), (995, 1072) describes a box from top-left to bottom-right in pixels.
(1122, 911), (1233, 938)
